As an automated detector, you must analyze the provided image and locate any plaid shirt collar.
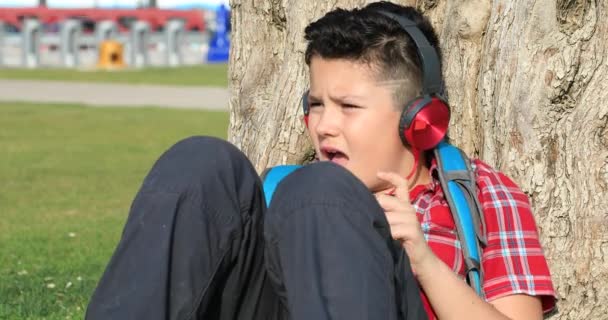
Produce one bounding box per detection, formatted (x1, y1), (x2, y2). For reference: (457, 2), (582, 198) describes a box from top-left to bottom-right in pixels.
(409, 157), (441, 202)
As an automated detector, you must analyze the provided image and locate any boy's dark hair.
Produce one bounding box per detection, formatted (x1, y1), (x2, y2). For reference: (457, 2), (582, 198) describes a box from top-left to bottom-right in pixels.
(304, 2), (443, 107)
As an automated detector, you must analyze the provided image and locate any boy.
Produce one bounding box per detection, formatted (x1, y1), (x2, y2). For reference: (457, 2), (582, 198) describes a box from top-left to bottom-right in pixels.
(87, 2), (555, 319)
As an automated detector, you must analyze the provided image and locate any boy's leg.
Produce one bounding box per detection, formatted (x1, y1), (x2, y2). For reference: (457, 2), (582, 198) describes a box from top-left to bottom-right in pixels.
(264, 162), (427, 320)
(86, 136), (281, 320)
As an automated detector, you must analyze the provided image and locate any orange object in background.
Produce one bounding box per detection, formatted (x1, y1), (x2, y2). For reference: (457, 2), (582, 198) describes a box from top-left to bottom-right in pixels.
(97, 40), (125, 69)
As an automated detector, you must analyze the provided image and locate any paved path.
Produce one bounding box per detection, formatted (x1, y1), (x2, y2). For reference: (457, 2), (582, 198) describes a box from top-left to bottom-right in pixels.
(0, 79), (229, 110)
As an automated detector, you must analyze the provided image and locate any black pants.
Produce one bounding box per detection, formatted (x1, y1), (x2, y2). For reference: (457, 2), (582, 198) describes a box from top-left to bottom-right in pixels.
(86, 136), (427, 320)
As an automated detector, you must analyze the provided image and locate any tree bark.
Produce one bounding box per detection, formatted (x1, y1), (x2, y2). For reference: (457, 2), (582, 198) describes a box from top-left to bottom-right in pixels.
(228, 0), (608, 318)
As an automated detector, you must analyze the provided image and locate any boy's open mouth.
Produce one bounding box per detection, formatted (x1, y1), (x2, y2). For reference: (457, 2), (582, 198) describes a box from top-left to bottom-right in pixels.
(320, 146), (349, 165)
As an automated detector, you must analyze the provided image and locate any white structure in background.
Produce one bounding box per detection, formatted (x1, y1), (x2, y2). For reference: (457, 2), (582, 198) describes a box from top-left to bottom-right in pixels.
(158, 0), (230, 10)
(60, 19), (81, 67)
(0, 22), (4, 66)
(129, 20), (150, 68)
(95, 20), (119, 44)
(164, 19), (184, 66)
(22, 19), (41, 68)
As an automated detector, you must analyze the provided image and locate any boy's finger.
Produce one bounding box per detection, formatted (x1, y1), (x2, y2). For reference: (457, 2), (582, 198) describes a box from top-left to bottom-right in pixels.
(377, 171), (410, 202)
(375, 193), (405, 211)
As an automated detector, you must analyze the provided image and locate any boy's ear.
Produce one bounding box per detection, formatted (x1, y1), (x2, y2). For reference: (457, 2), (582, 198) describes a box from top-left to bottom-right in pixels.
(301, 90), (310, 127)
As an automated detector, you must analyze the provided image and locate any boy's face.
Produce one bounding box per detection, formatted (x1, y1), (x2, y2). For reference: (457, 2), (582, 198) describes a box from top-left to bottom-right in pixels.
(307, 57), (415, 192)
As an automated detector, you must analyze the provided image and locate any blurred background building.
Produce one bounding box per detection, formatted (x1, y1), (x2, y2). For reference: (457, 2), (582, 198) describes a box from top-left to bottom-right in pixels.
(0, 0), (230, 68)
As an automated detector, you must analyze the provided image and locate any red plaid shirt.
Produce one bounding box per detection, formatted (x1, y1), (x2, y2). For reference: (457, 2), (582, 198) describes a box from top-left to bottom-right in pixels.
(410, 158), (556, 319)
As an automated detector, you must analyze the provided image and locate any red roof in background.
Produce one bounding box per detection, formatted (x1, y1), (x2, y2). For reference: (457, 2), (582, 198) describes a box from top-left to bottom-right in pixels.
(0, 7), (206, 31)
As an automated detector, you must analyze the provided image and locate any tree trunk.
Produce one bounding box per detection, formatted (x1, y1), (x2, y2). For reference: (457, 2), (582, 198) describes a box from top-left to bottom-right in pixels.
(228, 0), (608, 318)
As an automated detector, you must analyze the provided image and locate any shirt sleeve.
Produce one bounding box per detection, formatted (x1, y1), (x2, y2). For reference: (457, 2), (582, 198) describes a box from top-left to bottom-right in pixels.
(473, 160), (556, 313)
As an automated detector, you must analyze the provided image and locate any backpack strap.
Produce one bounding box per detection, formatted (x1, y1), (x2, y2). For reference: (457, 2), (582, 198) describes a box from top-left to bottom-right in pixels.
(261, 165), (303, 205)
(434, 141), (487, 297)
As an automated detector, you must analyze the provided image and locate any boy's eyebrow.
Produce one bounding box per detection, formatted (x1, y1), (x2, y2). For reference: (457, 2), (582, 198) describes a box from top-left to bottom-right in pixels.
(307, 93), (320, 101)
(308, 79), (410, 101)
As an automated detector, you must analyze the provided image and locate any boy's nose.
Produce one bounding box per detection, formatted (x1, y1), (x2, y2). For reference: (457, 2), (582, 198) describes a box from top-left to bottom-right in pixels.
(314, 107), (341, 137)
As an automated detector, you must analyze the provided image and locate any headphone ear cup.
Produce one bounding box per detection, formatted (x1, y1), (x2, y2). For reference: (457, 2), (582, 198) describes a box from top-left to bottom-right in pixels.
(399, 96), (450, 150)
(302, 90), (310, 127)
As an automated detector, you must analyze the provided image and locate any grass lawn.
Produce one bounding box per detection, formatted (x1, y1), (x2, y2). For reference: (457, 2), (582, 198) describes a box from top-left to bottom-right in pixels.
(0, 64), (228, 87)
(0, 102), (229, 319)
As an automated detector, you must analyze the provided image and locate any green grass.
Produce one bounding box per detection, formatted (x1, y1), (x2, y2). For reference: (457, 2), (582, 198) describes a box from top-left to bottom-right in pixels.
(0, 64), (228, 87)
(0, 102), (229, 319)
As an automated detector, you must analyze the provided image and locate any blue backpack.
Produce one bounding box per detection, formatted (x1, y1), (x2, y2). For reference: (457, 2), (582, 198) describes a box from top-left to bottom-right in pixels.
(261, 141), (487, 296)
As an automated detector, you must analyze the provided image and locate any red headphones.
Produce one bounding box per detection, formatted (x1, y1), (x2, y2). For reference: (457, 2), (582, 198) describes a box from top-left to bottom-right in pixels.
(302, 11), (449, 152)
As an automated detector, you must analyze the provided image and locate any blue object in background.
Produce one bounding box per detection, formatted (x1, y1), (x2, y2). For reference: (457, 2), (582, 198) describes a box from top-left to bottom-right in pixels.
(206, 4), (230, 63)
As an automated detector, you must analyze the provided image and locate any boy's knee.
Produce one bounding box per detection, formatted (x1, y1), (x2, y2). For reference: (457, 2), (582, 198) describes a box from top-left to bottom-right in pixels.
(275, 162), (362, 200)
(165, 136), (244, 167)
(268, 161), (378, 215)
(264, 161), (390, 248)
(142, 136), (254, 193)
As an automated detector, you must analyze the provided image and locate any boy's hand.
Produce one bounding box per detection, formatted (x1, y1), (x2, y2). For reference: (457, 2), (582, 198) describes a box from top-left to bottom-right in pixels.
(375, 171), (437, 276)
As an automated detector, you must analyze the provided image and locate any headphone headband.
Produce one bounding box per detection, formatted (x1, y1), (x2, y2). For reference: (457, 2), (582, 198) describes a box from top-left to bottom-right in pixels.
(376, 11), (443, 95)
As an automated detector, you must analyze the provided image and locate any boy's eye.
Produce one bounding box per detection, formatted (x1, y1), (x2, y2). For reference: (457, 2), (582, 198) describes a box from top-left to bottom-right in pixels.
(342, 104), (360, 109)
(309, 102), (322, 108)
